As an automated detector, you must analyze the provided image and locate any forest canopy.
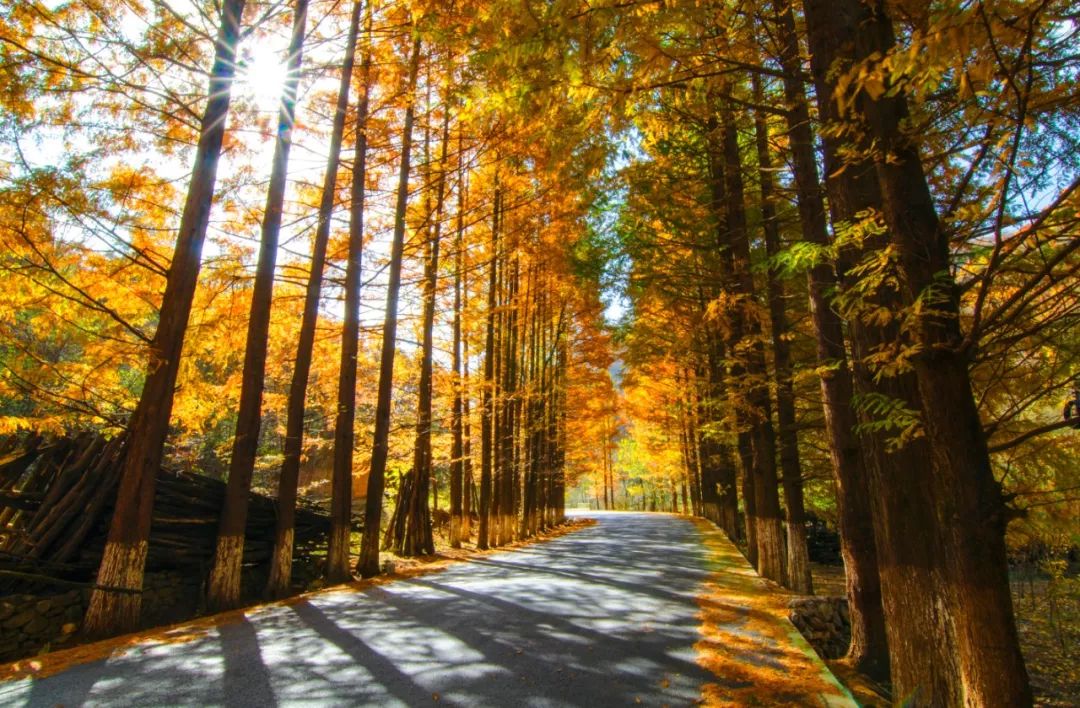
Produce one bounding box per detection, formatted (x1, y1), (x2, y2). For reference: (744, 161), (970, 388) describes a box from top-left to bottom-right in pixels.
(0, 0), (1077, 704)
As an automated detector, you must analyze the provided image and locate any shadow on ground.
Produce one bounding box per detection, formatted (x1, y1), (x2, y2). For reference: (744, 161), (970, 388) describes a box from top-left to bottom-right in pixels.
(1, 513), (720, 707)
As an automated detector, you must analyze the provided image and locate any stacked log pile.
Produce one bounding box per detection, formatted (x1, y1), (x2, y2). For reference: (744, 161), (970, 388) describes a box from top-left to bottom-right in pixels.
(0, 433), (331, 594)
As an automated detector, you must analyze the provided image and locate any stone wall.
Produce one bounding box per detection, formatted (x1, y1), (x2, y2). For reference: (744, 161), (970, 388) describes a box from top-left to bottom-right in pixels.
(0, 571), (203, 663)
(0, 589), (84, 661)
(788, 596), (850, 660)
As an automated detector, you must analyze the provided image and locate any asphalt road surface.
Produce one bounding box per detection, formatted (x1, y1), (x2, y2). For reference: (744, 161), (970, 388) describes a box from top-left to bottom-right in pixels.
(0, 511), (854, 707)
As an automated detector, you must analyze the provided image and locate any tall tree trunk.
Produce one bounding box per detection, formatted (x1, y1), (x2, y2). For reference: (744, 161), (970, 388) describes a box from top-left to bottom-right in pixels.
(498, 257), (519, 545)
(811, 2), (1031, 703)
(399, 80), (451, 557)
(737, 430), (757, 566)
(603, 419), (613, 511)
(800, 0), (1022, 701)
(694, 363), (721, 527)
(772, 0), (888, 675)
(478, 186), (500, 550)
(207, 0), (310, 612)
(553, 334), (568, 523)
(84, 0), (247, 637)
(462, 326), (475, 541)
(702, 335), (740, 538)
(678, 379), (702, 517)
(708, 105), (785, 584)
(489, 222), (505, 547)
(750, 75), (812, 594)
(449, 133), (467, 549)
(520, 272), (543, 538)
(325, 9), (373, 583)
(266, 0), (363, 598)
(356, 35), (422, 579)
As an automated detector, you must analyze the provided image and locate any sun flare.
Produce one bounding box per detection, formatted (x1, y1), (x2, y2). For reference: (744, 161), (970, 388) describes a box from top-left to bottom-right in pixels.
(238, 43), (289, 113)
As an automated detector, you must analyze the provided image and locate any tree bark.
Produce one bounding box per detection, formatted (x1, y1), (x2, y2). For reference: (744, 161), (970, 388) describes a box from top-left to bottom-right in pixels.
(498, 257), (520, 544)
(398, 77), (451, 557)
(84, 0), (247, 637)
(325, 7), (373, 584)
(771, 0), (888, 675)
(829, 2), (1031, 703)
(462, 327), (475, 541)
(750, 74), (812, 594)
(478, 186), (500, 550)
(714, 104), (785, 585)
(357, 34), (422, 579)
(266, 0), (363, 599)
(800, 0), (1031, 701)
(449, 131), (467, 549)
(207, 0), (310, 612)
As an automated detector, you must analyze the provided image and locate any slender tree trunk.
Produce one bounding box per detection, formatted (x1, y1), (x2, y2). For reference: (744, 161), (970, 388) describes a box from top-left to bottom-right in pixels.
(678, 382), (702, 517)
(520, 273), (542, 538)
(750, 76), (812, 594)
(84, 0), (247, 637)
(489, 227), (505, 547)
(449, 134), (467, 549)
(324, 10), (373, 583)
(462, 329), (475, 541)
(694, 364), (720, 526)
(399, 82), (451, 557)
(357, 35), (422, 578)
(266, 0), (363, 598)
(737, 430), (757, 566)
(478, 186), (500, 550)
(772, 0), (887, 675)
(499, 258), (519, 544)
(686, 369), (703, 518)
(707, 106), (785, 584)
(603, 423), (612, 511)
(207, 0), (310, 612)
(702, 337), (740, 537)
(553, 336), (568, 522)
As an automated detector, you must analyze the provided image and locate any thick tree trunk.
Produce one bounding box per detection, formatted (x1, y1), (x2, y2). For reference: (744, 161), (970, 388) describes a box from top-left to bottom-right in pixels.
(771, 0), (888, 675)
(801, 0), (1031, 702)
(84, 0), (247, 637)
(207, 0), (310, 612)
(834, 3), (1030, 703)
(357, 35), (422, 579)
(266, 0), (362, 598)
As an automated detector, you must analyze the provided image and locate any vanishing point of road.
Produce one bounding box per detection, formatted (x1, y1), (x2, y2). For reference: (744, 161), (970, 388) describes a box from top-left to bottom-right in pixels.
(0, 512), (855, 707)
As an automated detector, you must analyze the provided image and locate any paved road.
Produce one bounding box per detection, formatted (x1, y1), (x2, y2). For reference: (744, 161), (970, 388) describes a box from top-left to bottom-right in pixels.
(0, 512), (853, 707)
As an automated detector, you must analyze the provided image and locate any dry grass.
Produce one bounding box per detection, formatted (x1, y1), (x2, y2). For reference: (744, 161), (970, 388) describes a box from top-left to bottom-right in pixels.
(691, 519), (854, 707)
